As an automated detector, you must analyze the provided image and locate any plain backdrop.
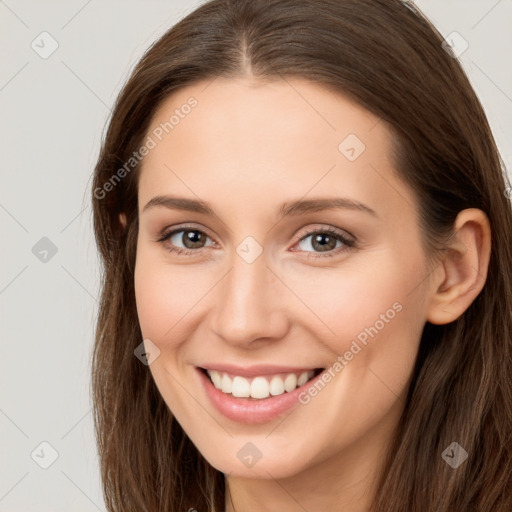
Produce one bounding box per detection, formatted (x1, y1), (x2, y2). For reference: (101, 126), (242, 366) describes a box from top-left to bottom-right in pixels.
(1, 1), (511, 510)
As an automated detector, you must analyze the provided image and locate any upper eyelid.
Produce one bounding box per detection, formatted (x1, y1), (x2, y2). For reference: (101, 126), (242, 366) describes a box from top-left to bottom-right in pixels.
(159, 224), (215, 242)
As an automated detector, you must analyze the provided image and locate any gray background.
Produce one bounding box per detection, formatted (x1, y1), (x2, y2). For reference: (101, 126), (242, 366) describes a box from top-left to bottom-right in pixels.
(1, 1), (511, 510)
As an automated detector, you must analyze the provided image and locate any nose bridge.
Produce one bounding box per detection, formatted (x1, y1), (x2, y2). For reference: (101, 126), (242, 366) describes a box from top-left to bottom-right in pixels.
(211, 247), (288, 346)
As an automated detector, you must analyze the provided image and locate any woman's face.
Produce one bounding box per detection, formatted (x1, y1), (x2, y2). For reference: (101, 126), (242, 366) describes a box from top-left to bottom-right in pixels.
(134, 76), (434, 480)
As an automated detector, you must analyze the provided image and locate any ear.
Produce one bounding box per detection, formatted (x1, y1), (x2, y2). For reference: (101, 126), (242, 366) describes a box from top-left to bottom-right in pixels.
(426, 208), (491, 325)
(119, 213), (127, 230)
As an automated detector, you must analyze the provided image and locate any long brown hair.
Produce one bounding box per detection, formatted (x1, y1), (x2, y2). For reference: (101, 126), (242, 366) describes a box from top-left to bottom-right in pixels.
(90, 0), (512, 510)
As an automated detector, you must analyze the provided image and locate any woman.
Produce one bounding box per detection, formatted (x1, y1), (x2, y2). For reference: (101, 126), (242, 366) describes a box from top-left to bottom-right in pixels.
(90, 0), (512, 510)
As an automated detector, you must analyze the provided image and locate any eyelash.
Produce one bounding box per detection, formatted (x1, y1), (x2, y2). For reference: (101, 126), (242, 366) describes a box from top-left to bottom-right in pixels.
(155, 224), (356, 259)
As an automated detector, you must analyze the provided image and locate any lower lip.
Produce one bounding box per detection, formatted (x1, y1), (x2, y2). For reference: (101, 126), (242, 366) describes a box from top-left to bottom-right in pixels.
(196, 367), (324, 424)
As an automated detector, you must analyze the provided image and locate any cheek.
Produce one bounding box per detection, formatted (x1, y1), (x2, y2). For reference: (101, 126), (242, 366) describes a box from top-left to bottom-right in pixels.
(134, 248), (211, 346)
(134, 251), (203, 416)
(283, 254), (425, 351)
(135, 248), (175, 341)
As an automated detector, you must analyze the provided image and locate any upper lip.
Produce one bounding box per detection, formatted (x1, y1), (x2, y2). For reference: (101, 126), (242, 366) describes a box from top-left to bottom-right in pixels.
(198, 364), (324, 378)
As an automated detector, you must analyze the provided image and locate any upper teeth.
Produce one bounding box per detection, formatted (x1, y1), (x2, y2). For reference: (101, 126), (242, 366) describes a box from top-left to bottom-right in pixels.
(206, 369), (316, 399)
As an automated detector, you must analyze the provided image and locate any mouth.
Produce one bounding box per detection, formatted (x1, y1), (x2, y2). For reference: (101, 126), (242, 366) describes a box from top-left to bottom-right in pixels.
(198, 366), (325, 400)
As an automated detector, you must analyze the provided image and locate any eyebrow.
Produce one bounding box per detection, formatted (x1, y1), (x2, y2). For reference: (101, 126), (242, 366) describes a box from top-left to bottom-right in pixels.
(142, 195), (378, 219)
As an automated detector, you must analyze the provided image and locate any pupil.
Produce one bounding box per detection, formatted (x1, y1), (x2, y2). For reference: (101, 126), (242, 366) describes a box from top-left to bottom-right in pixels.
(314, 233), (335, 252)
(185, 230), (203, 248)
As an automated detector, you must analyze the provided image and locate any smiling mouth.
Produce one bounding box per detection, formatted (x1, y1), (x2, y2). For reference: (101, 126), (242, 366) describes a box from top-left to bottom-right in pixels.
(199, 367), (324, 400)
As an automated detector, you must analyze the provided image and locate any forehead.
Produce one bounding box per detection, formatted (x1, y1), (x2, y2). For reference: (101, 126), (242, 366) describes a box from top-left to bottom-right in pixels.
(143, 75), (387, 159)
(137, 76), (414, 222)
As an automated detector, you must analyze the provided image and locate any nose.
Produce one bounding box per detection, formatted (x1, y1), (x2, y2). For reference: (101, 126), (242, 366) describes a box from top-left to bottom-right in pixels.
(210, 250), (290, 349)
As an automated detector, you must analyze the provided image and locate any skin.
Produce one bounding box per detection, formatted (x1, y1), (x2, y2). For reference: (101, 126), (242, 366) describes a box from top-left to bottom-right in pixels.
(127, 76), (491, 511)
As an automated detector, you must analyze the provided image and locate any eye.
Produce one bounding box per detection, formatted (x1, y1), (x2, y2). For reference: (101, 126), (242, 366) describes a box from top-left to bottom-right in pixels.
(292, 227), (355, 258)
(156, 226), (215, 255)
(156, 225), (356, 258)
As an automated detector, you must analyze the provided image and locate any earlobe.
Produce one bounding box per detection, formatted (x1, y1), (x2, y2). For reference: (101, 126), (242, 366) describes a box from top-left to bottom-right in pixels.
(119, 213), (127, 229)
(426, 208), (491, 325)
